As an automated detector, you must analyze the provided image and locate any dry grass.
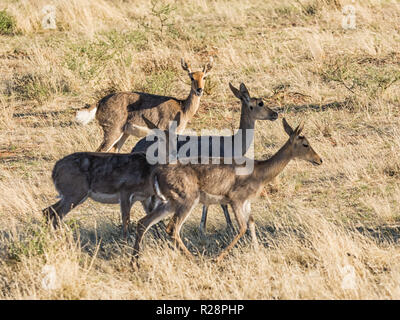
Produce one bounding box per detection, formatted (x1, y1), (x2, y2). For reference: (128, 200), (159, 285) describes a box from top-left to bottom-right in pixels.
(1, 0), (400, 299)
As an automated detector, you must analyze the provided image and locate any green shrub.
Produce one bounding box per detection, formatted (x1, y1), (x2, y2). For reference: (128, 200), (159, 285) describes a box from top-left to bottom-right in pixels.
(320, 55), (400, 98)
(8, 226), (48, 262)
(64, 30), (148, 81)
(142, 70), (175, 95)
(0, 10), (16, 35)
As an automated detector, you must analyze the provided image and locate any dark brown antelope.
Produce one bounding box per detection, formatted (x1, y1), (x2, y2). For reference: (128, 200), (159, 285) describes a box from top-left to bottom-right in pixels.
(75, 57), (213, 152)
(131, 118), (322, 265)
(42, 114), (181, 239)
(42, 152), (154, 239)
(132, 82), (278, 234)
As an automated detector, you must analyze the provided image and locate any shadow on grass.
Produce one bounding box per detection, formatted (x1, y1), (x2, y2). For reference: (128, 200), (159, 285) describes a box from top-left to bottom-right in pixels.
(354, 224), (400, 244)
(275, 100), (353, 114)
(72, 217), (400, 262)
(12, 109), (76, 119)
(74, 220), (170, 261)
(12, 109), (78, 128)
(4, 212), (398, 265)
(172, 220), (400, 259)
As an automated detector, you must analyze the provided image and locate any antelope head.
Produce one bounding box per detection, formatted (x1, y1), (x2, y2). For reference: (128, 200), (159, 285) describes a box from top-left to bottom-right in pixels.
(282, 118), (323, 166)
(229, 82), (278, 121)
(181, 57), (213, 97)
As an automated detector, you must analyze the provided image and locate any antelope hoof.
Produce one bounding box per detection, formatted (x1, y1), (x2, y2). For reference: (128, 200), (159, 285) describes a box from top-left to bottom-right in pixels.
(214, 253), (226, 264)
(42, 207), (57, 228)
(122, 231), (130, 242)
(199, 226), (206, 236)
(130, 253), (140, 270)
(165, 220), (174, 236)
(130, 259), (140, 271)
(252, 240), (260, 251)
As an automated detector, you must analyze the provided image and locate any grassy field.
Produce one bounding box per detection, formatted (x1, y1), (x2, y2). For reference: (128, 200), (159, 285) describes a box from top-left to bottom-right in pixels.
(0, 0), (400, 299)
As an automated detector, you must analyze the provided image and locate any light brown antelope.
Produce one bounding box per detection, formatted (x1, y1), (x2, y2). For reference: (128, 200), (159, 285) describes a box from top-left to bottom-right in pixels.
(131, 118), (322, 266)
(132, 83), (278, 234)
(42, 114), (181, 239)
(75, 57), (213, 152)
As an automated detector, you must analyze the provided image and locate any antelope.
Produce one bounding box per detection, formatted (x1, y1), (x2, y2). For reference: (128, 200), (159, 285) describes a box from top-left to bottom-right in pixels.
(131, 118), (322, 265)
(132, 82), (278, 234)
(75, 57), (213, 152)
(42, 114), (182, 239)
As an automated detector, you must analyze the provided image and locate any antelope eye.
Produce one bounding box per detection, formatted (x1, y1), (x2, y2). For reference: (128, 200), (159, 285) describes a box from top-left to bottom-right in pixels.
(258, 101), (264, 107)
(303, 143), (309, 147)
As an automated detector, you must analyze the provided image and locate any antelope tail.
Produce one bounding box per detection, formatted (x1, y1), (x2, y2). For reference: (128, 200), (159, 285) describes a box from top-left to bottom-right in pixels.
(153, 175), (167, 202)
(75, 103), (97, 125)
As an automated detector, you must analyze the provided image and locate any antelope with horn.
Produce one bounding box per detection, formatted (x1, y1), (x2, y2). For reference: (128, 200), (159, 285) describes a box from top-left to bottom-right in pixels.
(132, 82), (278, 234)
(42, 114), (182, 239)
(132, 118), (322, 266)
(75, 57), (213, 152)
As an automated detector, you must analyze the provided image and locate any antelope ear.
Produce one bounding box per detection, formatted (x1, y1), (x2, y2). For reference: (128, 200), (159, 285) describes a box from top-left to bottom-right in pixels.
(295, 121), (305, 136)
(229, 82), (241, 99)
(282, 118), (294, 136)
(239, 83), (250, 102)
(181, 58), (191, 73)
(142, 115), (158, 130)
(203, 57), (214, 75)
